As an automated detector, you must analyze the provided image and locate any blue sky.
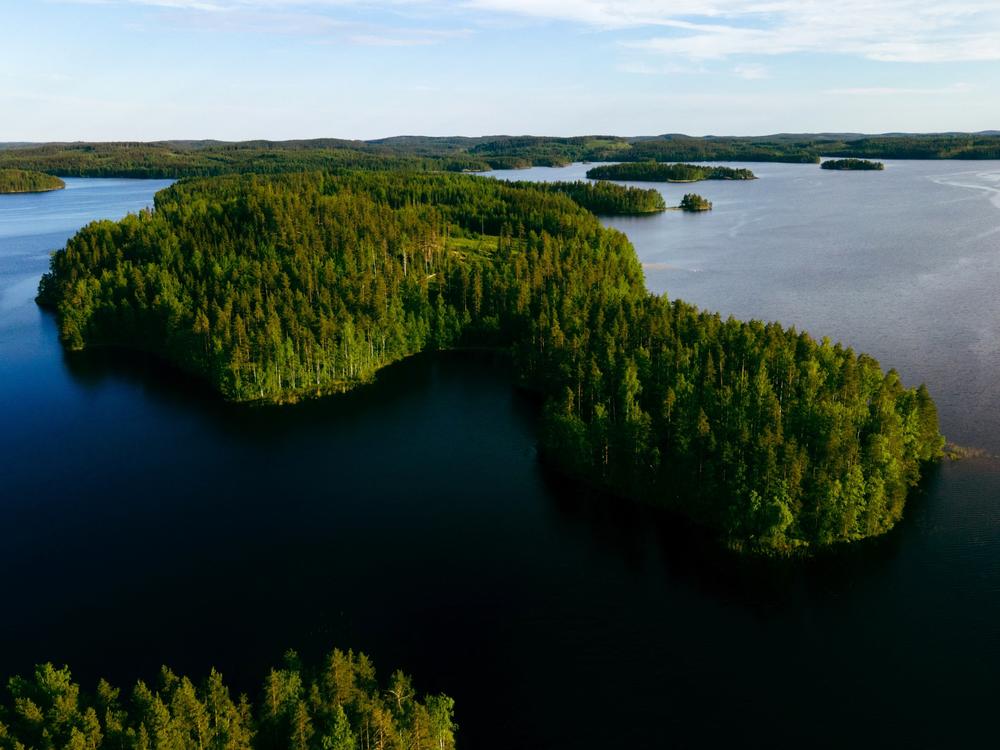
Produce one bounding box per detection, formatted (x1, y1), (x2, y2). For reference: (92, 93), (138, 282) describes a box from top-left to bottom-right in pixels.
(3, 0), (999, 140)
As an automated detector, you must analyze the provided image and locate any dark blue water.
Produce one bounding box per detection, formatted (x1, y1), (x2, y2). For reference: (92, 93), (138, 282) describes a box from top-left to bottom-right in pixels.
(1, 175), (998, 748)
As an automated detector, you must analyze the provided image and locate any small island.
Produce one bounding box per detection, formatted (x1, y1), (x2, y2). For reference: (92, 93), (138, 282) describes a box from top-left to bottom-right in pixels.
(586, 161), (756, 182)
(0, 168), (65, 194)
(821, 158), (884, 171)
(679, 193), (712, 212)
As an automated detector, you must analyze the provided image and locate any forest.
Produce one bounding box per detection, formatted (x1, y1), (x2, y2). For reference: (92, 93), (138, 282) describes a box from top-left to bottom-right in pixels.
(0, 142), (485, 179)
(0, 168), (64, 193)
(679, 193), (712, 211)
(0, 648), (456, 750)
(536, 181), (666, 213)
(38, 169), (943, 554)
(3, 131), (1000, 178)
(821, 159), (885, 171)
(585, 162), (756, 182)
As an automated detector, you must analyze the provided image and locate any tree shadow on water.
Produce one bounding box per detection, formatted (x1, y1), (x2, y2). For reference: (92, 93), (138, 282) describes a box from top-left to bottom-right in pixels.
(537, 460), (933, 616)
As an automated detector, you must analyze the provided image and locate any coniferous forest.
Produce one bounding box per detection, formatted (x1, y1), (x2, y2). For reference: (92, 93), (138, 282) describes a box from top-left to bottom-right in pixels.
(535, 181), (667, 213)
(38, 169), (944, 554)
(3, 131), (1000, 179)
(679, 193), (713, 212)
(8, 0), (1000, 743)
(820, 159), (885, 171)
(0, 649), (456, 750)
(585, 162), (756, 182)
(0, 168), (65, 193)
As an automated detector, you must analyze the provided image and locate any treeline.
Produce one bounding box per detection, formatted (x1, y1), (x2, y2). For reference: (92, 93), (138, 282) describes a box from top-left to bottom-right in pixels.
(0, 142), (486, 180)
(585, 162), (755, 182)
(0, 649), (455, 750)
(533, 181), (666, 214)
(832, 134), (1000, 160)
(821, 159), (885, 171)
(5, 132), (1000, 179)
(467, 135), (632, 168)
(626, 136), (822, 164)
(39, 170), (943, 552)
(0, 168), (64, 193)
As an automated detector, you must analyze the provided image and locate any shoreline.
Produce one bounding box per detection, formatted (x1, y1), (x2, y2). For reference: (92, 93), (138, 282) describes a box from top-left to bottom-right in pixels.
(0, 185), (65, 195)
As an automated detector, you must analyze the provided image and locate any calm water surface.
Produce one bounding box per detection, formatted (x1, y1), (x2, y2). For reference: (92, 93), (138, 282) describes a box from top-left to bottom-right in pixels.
(1, 173), (998, 748)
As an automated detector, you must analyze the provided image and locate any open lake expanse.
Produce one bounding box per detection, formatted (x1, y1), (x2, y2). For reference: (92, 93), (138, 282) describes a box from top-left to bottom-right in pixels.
(2, 167), (999, 747)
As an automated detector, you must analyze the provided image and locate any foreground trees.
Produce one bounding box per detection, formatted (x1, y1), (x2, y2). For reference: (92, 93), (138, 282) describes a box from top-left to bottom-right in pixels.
(0, 649), (456, 750)
(38, 170), (943, 553)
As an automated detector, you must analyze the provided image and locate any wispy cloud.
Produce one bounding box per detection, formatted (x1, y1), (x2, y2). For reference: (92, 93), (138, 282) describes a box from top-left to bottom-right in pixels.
(734, 63), (768, 80)
(615, 61), (703, 76)
(826, 82), (974, 95)
(60, 1), (472, 42)
(470, 1), (1000, 63)
(349, 28), (471, 46)
(48, 0), (1000, 63)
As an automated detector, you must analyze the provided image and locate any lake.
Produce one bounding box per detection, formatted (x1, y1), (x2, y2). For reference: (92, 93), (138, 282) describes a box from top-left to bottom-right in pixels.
(1, 170), (998, 747)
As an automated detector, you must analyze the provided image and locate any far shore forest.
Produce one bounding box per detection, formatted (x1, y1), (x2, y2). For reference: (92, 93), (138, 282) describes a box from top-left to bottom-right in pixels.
(1, 132), (1000, 179)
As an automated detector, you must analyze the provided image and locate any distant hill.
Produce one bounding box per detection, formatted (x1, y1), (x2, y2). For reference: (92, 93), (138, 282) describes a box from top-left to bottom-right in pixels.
(1, 131), (999, 178)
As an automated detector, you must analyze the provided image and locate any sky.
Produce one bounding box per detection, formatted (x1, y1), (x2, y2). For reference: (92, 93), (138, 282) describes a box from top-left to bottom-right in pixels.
(2, 0), (999, 141)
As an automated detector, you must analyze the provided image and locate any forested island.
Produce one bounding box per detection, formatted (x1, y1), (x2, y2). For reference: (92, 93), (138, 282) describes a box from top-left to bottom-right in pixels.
(0, 168), (64, 193)
(679, 193), (712, 212)
(2, 131), (1000, 178)
(586, 162), (755, 182)
(38, 169), (943, 554)
(0, 648), (456, 750)
(821, 159), (885, 171)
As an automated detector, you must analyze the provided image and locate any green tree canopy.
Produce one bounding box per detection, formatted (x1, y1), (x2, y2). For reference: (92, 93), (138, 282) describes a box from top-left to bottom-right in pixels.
(37, 169), (943, 553)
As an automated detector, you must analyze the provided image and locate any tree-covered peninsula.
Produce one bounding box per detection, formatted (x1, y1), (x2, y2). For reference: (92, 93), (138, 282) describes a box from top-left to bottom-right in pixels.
(821, 158), (885, 171)
(0, 168), (64, 193)
(537, 180), (666, 214)
(0, 648), (456, 750)
(679, 193), (712, 212)
(38, 170), (943, 553)
(585, 162), (755, 182)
